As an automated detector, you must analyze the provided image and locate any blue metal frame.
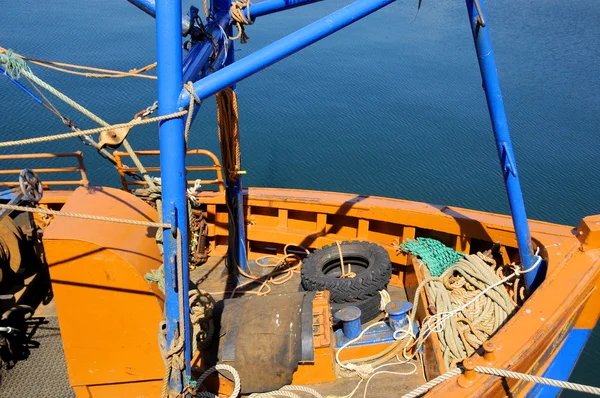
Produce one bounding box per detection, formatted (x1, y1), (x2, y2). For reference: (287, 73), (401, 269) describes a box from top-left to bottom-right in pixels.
(179, 0), (397, 108)
(247, 0), (323, 19)
(155, 0), (192, 392)
(1, 66), (44, 105)
(126, 0), (192, 35)
(465, 0), (537, 289)
(142, 0), (540, 389)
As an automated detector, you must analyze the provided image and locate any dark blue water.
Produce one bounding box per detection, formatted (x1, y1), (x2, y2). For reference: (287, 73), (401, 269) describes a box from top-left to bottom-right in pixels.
(1, 0), (599, 393)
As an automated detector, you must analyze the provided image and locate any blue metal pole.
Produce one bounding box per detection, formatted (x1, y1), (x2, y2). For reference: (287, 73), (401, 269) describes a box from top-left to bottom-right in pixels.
(247, 0), (323, 19)
(182, 14), (229, 83)
(126, 0), (192, 35)
(465, 0), (538, 289)
(179, 0), (397, 107)
(1, 66), (44, 105)
(219, 0), (250, 277)
(156, 0), (192, 392)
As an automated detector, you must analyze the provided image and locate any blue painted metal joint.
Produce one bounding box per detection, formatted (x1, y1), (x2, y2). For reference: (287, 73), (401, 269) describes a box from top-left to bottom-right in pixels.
(179, 0), (399, 108)
(126, 0), (193, 35)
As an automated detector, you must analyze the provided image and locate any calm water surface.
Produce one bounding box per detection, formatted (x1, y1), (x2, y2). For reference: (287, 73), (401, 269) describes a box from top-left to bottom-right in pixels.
(1, 0), (599, 393)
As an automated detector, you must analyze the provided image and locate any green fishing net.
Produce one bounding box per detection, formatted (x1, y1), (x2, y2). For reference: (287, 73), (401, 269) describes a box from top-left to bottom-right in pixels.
(399, 237), (464, 277)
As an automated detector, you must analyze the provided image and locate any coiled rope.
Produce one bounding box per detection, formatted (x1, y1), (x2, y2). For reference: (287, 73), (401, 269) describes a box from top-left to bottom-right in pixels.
(422, 252), (516, 368)
(196, 364), (242, 398)
(216, 87), (243, 183)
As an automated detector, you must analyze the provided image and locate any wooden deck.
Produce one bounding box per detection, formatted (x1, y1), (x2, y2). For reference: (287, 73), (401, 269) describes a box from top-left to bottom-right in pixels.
(191, 254), (427, 397)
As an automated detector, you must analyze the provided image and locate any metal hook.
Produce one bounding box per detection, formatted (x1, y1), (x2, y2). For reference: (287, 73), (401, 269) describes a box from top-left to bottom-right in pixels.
(473, 0), (486, 27)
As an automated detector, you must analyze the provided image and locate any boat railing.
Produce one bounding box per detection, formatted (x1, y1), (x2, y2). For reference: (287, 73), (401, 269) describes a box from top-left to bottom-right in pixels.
(0, 151), (89, 189)
(113, 149), (225, 195)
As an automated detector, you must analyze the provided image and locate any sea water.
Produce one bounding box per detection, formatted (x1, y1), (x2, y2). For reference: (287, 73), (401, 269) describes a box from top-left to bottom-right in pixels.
(0, 0), (598, 393)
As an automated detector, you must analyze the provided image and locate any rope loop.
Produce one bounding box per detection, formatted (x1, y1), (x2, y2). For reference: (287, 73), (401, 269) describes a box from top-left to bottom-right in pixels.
(230, 0), (252, 43)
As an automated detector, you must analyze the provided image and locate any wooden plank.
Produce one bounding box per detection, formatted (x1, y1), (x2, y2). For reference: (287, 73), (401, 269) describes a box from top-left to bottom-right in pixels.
(357, 219), (369, 240)
(278, 208), (288, 229)
(411, 256), (446, 380)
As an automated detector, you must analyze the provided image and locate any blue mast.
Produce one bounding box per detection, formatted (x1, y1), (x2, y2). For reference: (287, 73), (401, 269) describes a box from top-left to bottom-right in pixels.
(155, 0), (192, 392)
(465, 0), (538, 289)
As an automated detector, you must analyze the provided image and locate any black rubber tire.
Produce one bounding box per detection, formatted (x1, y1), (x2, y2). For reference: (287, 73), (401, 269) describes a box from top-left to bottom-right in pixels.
(331, 293), (382, 324)
(301, 241), (392, 304)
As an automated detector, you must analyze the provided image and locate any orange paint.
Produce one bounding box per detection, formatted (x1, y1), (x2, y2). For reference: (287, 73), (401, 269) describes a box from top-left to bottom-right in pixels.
(32, 181), (600, 397)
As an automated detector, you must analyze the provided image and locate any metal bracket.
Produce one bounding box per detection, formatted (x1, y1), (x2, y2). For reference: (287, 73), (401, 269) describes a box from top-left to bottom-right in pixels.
(473, 0), (486, 27)
(500, 142), (518, 178)
(97, 126), (132, 149)
(168, 202), (178, 290)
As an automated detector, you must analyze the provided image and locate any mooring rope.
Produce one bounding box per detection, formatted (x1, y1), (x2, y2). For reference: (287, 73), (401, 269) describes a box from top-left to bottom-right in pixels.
(0, 203), (169, 228)
(0, 46), (157, 79)
(399, 366), (600, 397)
(0, 112), (186, 148)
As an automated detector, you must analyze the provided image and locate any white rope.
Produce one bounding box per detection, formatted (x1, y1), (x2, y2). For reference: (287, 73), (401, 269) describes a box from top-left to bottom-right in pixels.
(475, 366), (600, 395)
(399, 368), (462, 398)
(249, 392), (300, 398)
(403, 254), (544, 360)
(0, 111), (186, 147)
(0, 203), (170, 228)
(378, 289), (391, 311)
(196, 364), (241, 398)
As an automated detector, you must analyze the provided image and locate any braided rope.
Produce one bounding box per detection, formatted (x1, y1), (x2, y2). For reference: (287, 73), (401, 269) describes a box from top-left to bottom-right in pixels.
(475, 366), (600, 395)
(0, 111), (186, 147)
(280, 386), (323, 398)
(399, 368), (462, 398)
(196, 364), (242, 398)
(230, 0), (252, 43)
(249, 391), (300, 398)
(1, 45), (157, 79)
(0, 203), (169, 228)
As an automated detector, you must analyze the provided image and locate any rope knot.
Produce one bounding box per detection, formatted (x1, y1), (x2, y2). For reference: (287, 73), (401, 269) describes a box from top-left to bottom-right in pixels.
(230, 0), (252, 44)
(0, 49), (31, 79)
(185, 81), (201, 105)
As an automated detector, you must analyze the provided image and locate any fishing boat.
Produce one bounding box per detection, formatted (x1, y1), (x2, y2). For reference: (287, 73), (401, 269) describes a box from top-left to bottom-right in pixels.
(0, 0), (599, 397)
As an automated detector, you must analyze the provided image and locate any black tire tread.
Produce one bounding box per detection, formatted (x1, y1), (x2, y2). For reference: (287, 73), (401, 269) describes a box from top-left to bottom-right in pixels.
(301, 240), (392, 304)
(331, 294), (382, 324)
